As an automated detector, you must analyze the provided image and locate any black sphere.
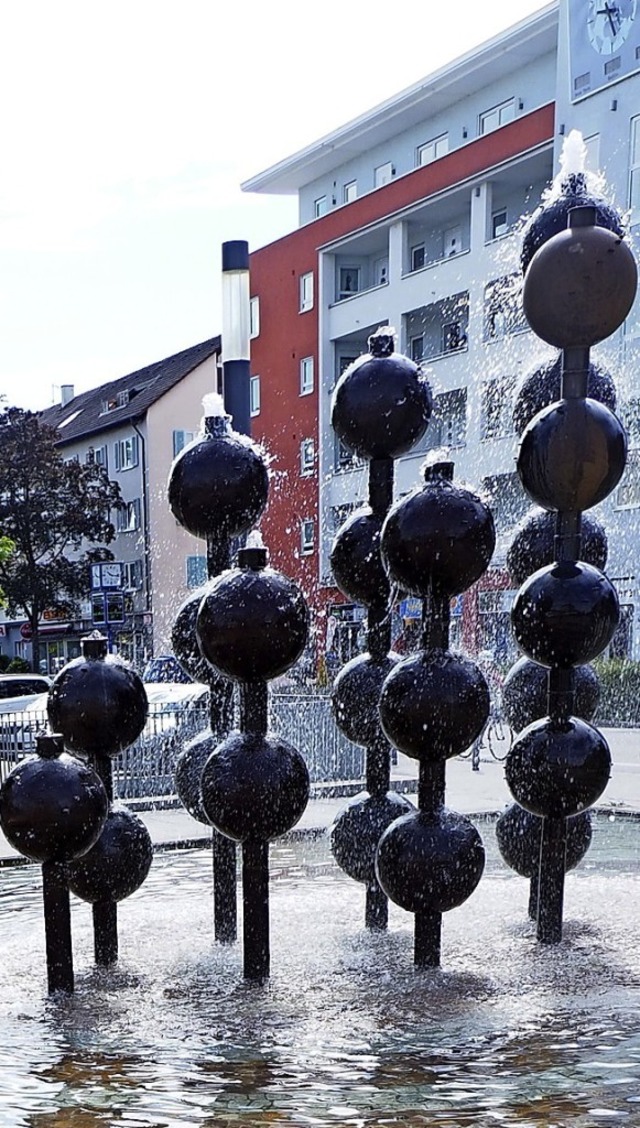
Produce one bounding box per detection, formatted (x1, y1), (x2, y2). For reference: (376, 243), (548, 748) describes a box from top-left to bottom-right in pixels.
(0, 751), (108, 863)
(375, 809), (485, 914)
(512, 354), (616, 436)
(330, 507), (390, 606)
(330, 792), (415, 885)
(502, 657), (600, 733)
(197, 559), (308, 682)
(174, 728), (219, 824)
(48, 651), (148, 758)
(67, 803), (153, 903)
(201, 731), (310, 842)
(171, 585), (212, 683)
(496, 802), (592, 878)
(522, 220), (637, 349)
(332, 652), (401, 746)
(517, 398), (627, 513)
(168, 426), (269, 540)
(505, 716), (610, 818)
(520, 173), (625, 274)
(512, 561), (619, 668)
(381, 463), (495, 597)
(379, 651), (490, 761)
(331, 330), (432, 460)
(507, 507), (607, 586)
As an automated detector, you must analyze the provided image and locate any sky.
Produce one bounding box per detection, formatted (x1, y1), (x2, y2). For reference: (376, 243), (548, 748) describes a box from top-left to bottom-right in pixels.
(1, 0), (549, 411)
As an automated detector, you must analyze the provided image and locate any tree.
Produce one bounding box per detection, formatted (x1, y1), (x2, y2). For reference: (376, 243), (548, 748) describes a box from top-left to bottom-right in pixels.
(0, 535), (14, 608)
(0, 406), (122, 671)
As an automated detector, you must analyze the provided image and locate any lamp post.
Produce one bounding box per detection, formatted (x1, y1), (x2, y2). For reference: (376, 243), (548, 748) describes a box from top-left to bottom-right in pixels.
(221, 240), (251, 438)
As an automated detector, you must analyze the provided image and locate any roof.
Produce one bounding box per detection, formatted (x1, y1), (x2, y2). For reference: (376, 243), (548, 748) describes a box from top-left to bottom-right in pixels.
(242, 3), (558, 195)
(40, 337), (221, 445)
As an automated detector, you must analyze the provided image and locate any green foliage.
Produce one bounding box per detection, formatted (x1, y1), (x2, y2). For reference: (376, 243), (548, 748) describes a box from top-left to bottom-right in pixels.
(0, 653), (11, 672)
(593, 657), (640, 727)
(6, 656), (31, 673)
(0, 406), (122, 664)
(0, 534), (14, 607)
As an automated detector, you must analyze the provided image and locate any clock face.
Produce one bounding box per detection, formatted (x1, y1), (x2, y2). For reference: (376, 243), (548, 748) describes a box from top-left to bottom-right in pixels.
(101, 563), (122, 588)
(587, 0), (637, 55)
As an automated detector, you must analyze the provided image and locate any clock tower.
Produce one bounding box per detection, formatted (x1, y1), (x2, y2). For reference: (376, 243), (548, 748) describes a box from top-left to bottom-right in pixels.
(569, 0), (640, 99)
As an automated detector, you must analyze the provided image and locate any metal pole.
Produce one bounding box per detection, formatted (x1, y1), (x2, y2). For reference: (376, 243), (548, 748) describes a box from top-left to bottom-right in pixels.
(42, 860), (74, 993)
(222, 240), (251, 437)
(91, 752), (118, 965)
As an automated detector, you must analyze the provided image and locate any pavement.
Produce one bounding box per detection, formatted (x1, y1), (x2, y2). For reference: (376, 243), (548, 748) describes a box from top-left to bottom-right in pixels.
(0, 727), (638, 866)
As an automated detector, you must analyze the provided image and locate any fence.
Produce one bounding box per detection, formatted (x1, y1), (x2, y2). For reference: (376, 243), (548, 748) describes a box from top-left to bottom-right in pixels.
(0, 691), (365, 799)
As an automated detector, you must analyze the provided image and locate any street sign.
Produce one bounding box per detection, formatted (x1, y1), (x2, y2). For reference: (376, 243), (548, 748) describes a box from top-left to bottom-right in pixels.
(20, 622), (33, 640)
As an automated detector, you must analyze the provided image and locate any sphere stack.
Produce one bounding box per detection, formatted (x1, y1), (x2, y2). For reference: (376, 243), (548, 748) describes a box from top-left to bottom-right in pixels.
(504, 198), (637, 944)
(375, 460), (495, 967)
(329, 327), (432, 931)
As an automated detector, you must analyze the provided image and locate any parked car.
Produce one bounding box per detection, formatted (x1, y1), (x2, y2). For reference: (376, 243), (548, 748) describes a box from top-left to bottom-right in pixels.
(0, 673), (51, 706)
(142, 655), (192, 684)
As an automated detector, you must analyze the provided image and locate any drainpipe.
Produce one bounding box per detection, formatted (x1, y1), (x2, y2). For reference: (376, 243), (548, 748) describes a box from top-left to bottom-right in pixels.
(132, 420), (152, 661)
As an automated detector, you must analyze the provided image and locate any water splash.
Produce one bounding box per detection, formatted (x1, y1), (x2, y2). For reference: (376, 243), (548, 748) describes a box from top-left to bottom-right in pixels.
(546, 128), (606, 202)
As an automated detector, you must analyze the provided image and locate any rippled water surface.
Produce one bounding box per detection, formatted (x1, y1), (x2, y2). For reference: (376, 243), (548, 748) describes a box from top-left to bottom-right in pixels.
(1, 814), (640, 1127)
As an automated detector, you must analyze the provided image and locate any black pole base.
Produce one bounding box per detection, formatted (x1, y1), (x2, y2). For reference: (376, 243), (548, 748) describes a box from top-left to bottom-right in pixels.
(415, 909), (442, 968)
(93, 900), (118, 965)
(242, 840), (269, 981)
(213, 831), (237, 944)
(365, 882), (388, 931)
(42, 861), (74, 994)
(536, 816), (567, 945)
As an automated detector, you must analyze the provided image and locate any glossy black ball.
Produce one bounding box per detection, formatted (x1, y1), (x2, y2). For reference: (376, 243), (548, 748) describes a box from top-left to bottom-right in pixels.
(512, 561), (619, 667)
(171, 585), (212, 683)
(168, 429), (269, 539)
(381, 469), (495, 597)
(505, 716), (610, 818)
(520, 175), (625, 274)
(523, 221), (637, 348)
(330, 792), (415, 884)
(512, 354), (616, 436)
(375, 809), (485, 914)
(330, 507), (390, 606)
(331, 346), (432, 460)
(496, 802), (592, 878)
(517, 398), (627, 513)
(0, 752), (108, 863)
(197, 566), (308, 682)
(502, 657), (600, 733)
(48, 653), (148, 758)
(175, 729), (219, 824)
(507, 507), (607, 586)
(67, 803), (153, 903)
(201, 731), (310, 842)
(379, 651), (490, 761)
(332, 652), (401, 746)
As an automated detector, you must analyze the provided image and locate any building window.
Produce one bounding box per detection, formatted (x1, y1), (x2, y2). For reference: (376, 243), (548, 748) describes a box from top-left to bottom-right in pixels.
(442, 321), (466, 353)
(479, 98), (516, 135)
(172, 430), (194, 458)
(86, 445), (108, 470)
(300, 272), (314, 312)
(343, 180), (357, 203)
(101, 389), (130, 414)
(123, 559), (143, 590)
(630, 117), (640, 221)
(300, 356), (314, 396)
(425, 389), (467, 449)
(301, 518), (315, 555)
(617, 449), (640, 508)
(484, 274), (527, 340)
(300, 438), (315, 475)
(114, 435), (139, 471)
(481, 377), (517, 441)
(116, 498), (141, 533)
(250, 296), (260, 339)
(374, 162), (394, 187)
(314, 196), (328, 218)
(186, 555), (208, 588)
(620, 398), (640, 448)
(417, 133), (449, 166)
(444, 224), (462, 257)
(338, 266), (360, 300)
(491, 208), (509, 240)
(250, 375), (261, 417)
(410, 335), (424, 362)
(410, 243), (425, 272)
(482, 472), (529, 546)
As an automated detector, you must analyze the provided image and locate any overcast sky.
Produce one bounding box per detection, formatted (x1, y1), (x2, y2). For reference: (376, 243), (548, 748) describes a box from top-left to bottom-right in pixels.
(1, 0), (549, 411)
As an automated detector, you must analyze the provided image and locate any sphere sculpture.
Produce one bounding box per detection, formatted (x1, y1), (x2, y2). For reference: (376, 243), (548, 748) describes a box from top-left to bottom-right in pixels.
(513, 353), (616, 436)
(47, 632), (150, 966)
(168, 396), (269, 944)
(0, 732), (108, 993)
(496, 803), (592, 920)
(197, 543), (310, 980)
(506, 198), (637, 944)
(329, 327), (431, 931)
(375, 460), (495, 967)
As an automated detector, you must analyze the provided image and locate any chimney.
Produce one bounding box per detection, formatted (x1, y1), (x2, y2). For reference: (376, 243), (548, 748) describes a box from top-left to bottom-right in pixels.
(60, 384), (74, 406)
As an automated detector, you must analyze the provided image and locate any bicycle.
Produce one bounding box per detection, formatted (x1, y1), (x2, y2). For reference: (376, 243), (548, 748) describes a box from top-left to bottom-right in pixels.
(462, 707), (513, 770)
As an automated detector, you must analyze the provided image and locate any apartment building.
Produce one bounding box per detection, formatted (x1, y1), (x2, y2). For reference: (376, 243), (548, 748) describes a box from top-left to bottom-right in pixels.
(244, 0), (640, 665)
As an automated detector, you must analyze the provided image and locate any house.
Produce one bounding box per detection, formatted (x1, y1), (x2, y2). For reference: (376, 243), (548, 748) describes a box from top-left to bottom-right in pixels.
(244, 0), (640, 664)
(3, 338), (221, 673)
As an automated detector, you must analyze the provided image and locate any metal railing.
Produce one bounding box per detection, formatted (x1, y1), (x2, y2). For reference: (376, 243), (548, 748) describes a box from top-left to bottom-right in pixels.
(0, 692), (365, 799)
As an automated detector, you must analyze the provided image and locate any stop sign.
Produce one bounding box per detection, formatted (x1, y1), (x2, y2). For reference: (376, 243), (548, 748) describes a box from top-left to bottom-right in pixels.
(20, 622), (33, 640)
